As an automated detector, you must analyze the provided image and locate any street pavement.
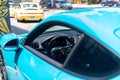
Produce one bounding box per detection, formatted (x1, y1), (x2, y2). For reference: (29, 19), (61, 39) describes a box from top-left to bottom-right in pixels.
(72, 4), (102, 9)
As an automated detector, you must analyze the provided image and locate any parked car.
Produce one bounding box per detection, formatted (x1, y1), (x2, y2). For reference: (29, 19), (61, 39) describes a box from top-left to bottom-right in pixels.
(1, 7), (120, 80)
(14, 2), (44, 22)
(56, 0), (73, 9)
(40, 0), (52, 8)
(101, 0), (120, 7)
(9, 2), (16, 18)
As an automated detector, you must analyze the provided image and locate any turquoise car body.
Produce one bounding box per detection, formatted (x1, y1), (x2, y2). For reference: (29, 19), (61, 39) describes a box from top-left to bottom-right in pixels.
(1, 7), (120, 80)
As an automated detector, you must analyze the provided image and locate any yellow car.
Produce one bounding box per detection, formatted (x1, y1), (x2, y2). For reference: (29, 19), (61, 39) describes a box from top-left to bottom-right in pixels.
(15, 2), (44, 22)
(9, 2), (16, 18)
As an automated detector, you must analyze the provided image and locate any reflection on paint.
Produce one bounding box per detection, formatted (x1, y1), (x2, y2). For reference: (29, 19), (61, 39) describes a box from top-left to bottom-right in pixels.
(0, 0), (11, 34)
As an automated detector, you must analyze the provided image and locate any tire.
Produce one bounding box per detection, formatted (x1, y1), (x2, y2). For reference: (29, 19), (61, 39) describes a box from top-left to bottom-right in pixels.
(0, 50), (8, 80)
(16, 18), (21, 22)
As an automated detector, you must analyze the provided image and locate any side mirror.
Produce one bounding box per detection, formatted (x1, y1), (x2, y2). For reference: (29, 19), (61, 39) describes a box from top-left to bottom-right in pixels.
(0, 33), (19, 51)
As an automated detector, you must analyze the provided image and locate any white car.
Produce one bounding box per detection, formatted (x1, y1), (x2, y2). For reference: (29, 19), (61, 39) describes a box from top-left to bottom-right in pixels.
(9, 2), (16, 18)
(56, 0), (72, 10)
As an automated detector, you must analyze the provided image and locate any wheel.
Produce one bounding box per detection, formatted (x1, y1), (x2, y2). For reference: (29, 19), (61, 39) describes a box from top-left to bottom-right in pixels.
(0, 50), (8, 80)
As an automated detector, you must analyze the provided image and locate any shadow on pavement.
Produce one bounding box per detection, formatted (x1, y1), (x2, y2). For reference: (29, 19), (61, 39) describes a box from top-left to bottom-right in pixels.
(11, 25), (28, 35)
(18, 20), (40, 23)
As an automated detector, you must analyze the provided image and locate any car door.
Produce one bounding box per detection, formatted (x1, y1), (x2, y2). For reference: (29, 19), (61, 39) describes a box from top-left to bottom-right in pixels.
(15, 21), (82, 80)
(16, 45), (61, 80)
(58, 35), (120, 80)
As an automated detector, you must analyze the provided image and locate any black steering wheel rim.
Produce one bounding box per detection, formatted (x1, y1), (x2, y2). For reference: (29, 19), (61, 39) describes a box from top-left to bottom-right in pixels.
(46, 35), (74, 63)
(48, 35), (74, 49)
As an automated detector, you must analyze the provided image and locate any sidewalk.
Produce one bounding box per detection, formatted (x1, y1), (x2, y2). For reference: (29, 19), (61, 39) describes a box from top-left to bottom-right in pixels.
(72, 4), (102, 9)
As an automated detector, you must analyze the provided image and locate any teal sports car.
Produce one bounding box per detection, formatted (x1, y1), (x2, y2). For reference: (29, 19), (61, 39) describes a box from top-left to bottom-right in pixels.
(1, 7), (120, 80)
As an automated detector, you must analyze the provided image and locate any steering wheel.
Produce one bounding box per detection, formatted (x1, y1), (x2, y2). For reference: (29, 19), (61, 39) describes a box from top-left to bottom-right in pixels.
(47, 35), (74, 63)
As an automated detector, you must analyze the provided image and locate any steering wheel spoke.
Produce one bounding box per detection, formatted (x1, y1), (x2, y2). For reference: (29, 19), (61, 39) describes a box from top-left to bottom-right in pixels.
(46, 35), (74, 63)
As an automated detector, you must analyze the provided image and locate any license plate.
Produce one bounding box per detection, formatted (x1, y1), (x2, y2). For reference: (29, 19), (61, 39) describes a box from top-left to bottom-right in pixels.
(30, 16), (35, 18)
